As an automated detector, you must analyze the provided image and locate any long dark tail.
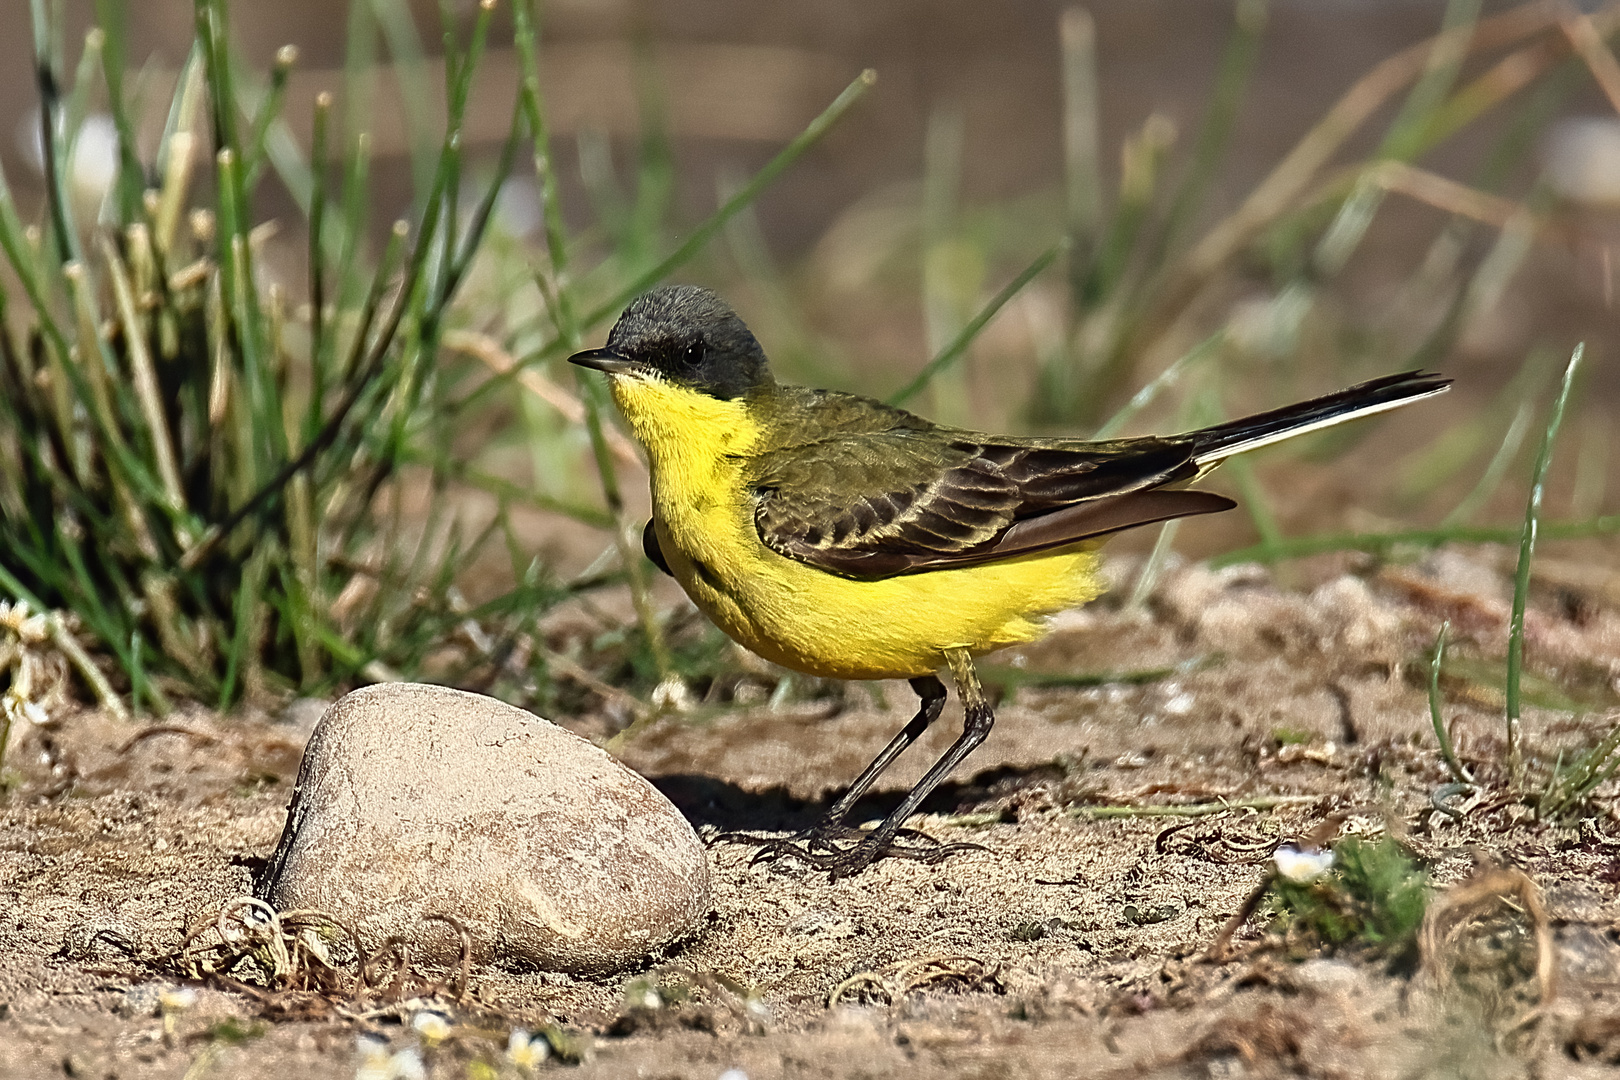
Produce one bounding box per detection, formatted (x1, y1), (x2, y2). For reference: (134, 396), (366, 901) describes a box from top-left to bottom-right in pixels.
(1187, 370), (1450, 467)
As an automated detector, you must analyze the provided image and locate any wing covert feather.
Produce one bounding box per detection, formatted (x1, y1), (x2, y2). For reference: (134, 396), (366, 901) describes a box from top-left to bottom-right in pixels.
(748, 427), (1219, 580)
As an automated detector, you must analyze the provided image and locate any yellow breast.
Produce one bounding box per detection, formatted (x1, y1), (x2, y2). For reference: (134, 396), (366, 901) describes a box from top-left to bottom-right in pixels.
(610, 376), (1104, 680)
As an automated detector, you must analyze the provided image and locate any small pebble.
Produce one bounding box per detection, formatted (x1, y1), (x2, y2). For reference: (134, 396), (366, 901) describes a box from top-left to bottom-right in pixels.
(261, 684), (710, 973)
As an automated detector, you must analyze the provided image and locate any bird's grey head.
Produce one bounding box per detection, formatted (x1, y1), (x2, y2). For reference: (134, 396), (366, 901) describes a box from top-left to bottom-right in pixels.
(568, 285), (773, 400)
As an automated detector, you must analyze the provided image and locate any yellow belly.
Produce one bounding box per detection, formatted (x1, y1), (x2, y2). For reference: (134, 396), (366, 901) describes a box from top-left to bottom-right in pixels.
(610, 373), (1104, 680)
(655, 500), (1103, 681)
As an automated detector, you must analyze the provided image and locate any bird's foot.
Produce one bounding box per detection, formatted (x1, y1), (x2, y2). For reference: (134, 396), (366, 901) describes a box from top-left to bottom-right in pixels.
(721, 823), (984, 879)
(715, 820), (937, 856)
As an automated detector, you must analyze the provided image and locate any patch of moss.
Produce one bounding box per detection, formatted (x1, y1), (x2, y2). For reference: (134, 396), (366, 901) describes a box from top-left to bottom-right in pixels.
(1269, 836), (1430, 968)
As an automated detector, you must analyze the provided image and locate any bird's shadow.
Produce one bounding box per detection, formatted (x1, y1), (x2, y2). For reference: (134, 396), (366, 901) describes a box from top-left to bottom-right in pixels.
(647, 761), (1065, 834)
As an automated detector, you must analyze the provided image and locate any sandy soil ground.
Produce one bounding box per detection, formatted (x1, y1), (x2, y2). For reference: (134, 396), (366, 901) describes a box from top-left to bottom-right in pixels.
(4, 547), (1620, 1079)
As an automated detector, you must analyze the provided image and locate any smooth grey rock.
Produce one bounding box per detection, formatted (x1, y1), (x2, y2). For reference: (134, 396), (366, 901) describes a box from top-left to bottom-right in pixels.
(260, 684), (710, 973)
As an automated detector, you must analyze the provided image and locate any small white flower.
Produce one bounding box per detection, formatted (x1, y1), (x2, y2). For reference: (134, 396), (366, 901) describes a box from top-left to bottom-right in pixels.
(652, 675), (692, 711)
(718, 1071), (750, 1080)
(389, 1049), (426, 1080)
(506, 1029), (550, 1069)
(1273, 844), (1335, 884)
(410, 1010), (452, 1046)
(354, 1042), (389, 1080)
(158, 987), (198, 1012)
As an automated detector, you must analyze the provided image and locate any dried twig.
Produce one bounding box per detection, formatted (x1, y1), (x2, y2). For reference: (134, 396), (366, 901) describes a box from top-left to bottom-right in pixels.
(1561, 4), (1620, 116)
(1420, 864), (1557, 1015)
(1206, 873), (1277, 963)
(828, 955), (998, 1007)
(119, 725), (219, 754)
(1070, 794), (1319, 819)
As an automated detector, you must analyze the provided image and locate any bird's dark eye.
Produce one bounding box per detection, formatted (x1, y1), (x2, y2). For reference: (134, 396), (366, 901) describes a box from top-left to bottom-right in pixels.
(681, 340), (706, 368)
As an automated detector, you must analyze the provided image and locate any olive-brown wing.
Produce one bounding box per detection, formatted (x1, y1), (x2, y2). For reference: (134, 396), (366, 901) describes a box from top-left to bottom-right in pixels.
(748, 431), (1222, 579)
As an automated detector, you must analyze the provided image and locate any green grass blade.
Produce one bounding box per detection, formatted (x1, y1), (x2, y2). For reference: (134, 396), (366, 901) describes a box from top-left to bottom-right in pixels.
(242, 44), (298, 191)
(1507, 342), (1583, 785)
(1127, 519), (1182, 611)
(1441, 398), (1532, 527)
(579, 69), (879, 334)
(31, 0), (82, 266)
(1427, 621), (1472, 784)
(218, 545), (265, 708)
(1539, 722), (1620, 820)
(1225, 453), (1283, 560)
(512, 0), (574, 296)
(0, 159), (71, 360)
(1092, 330), (1223, 439)
(888, 242), (1063, 407)
(1380, 0), (1483, 163)
(305, 91), (331, 443)
(194, 0), (243, 165)
(100, 234), (192, 530)
(1083, 115), (1175, 305)
(91, 0), (148, 225)
(1060, 7), (1102, 285)
(369, 0), (437, 201)
(333, 131), (374, 320)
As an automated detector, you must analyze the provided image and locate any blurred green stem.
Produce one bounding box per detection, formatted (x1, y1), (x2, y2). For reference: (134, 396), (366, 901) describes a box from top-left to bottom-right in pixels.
(1213, 513), (1620, 567)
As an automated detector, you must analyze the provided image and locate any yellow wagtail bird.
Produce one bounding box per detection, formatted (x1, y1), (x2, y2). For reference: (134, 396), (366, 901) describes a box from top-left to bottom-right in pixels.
(570, 285), (1449, 878)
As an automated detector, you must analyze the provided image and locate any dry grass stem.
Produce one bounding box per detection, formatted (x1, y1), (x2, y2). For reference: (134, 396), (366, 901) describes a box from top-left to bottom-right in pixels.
(444, 328), (641, 469)
(1070, 795), (1320, 820)
(1419, 865), (1557, 1024)
(1169, 0), (1560, 301)
(1364, 160), (1538, 231)
(1560, 5), (1620, 115)
(827, 955), (999, 1007)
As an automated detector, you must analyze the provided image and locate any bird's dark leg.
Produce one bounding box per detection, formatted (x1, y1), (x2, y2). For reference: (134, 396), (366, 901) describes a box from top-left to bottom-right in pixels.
(725, 675), (946, 859)
(817, 674), (947, 829)
(750, 650), (994, 879)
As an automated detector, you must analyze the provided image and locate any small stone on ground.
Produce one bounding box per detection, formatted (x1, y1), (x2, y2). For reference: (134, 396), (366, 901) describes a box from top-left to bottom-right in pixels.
(260, 683), (710, 973)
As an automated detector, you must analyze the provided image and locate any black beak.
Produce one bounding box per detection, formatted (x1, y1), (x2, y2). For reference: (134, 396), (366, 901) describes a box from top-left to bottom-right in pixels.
(567, 347), (641, 375)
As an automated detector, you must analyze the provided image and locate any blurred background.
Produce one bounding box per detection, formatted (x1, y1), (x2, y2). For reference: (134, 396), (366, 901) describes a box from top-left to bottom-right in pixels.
(0, 0), (1616, 716)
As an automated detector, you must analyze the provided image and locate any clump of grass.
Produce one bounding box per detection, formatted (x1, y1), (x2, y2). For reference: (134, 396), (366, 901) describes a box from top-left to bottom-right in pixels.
(0, 0), (536, 713)
(1268, 836), (1431, 967)
(1411, 344), (1620, 818)
(1404, 342), (1620, 822)
(0, 0), (878, 727)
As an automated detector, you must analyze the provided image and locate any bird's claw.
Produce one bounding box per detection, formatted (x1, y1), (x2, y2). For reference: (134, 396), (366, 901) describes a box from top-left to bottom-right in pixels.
(718, 823), (984, 878)
(759, 836), (985, 880)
